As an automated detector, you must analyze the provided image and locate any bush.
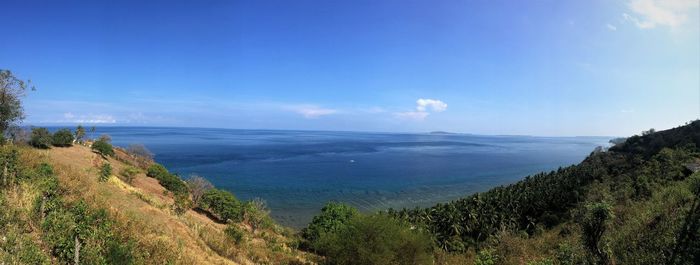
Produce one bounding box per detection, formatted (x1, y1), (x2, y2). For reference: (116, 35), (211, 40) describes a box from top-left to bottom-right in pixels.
(0, 145), (19, 187)
(474, 249), (498, 265)
(580, 202), (614, 264)
(200, 188), (243, 222)
(317, 213), (433, 265)
(146, 164), (169, 179)
(119, 166), (139, 185)
(172, 193), (192, 216)
(92, 139), (114, 157)
(29, 127), (52, 149)
(145, 163), (189, 195)
(243, 198), (272, 233)
(99, 163), (112, 182)
(224, 224), (245, 245)
(51, 128), (74, 147)
(302, 202), (358, 246)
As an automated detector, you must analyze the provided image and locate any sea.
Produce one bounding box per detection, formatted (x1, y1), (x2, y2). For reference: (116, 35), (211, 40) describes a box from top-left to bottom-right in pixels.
(78, 127), (610, 228)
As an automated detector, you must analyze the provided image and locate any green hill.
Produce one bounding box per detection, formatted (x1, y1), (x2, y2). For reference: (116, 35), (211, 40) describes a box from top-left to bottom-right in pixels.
(381, 121), (700, 264)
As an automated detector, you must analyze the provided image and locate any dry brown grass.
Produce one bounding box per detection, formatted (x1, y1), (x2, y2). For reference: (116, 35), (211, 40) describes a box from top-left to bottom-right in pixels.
(35, 144), (314, 264)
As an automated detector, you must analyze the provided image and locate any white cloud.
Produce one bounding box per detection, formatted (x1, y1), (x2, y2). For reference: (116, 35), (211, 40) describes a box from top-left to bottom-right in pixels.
(624, 0), (699, 29)
(288, 105), (338, 119)
(394, 111), (430, 121)
(416, 98), (447, 112)
(606, 24), (617, 31)
(394, 98), (448, 121)
(59, 112), (117, 124)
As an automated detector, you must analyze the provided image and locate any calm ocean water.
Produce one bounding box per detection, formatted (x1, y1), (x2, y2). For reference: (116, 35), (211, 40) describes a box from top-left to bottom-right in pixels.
(81, 127), (609, 228)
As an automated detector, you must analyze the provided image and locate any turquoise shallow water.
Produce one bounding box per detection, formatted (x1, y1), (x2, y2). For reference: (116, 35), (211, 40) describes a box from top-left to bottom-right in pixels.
(80, 127), (609, 228)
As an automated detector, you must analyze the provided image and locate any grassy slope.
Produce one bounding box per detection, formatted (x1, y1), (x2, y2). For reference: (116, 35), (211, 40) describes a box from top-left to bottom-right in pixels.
(3, 144), (313, 264)
(427, 123), (700, 264)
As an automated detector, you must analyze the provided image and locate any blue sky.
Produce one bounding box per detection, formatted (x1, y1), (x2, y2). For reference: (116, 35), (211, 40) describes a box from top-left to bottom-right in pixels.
(1, 0), (698, 136)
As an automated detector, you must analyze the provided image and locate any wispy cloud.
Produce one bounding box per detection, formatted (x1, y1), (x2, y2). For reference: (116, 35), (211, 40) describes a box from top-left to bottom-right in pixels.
(394, 111), (429, 121)
(623, 0), (699, 29)
(58, 112), (117, 124)
(606, 24), (617, 31)
(287, 105), (338, 119)
(395, 98), (448, 121)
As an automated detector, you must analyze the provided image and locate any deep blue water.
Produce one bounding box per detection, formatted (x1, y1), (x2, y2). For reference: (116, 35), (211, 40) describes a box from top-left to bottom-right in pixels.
(81, 127), (609, 228)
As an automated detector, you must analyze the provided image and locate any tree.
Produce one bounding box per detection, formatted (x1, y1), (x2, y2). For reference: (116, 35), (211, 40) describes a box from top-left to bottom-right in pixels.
(200, 188), (243, 222)
(92, 138), (114, 157)
(642, 128), (656, 136)
(186, 175), (214, 206)
(75, 125), (86, 143)
(29, 127), (52, 149)
(97, 134), (111, 143)
(126, 143), (153, 160)
(303, 202), (359, 248)
(0, 70), (34, 134)
(580, 202), (614, 264)
(52, 128), (74, 147)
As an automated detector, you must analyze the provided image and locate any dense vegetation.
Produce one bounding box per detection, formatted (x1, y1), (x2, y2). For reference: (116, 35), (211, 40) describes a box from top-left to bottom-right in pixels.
(376, 121), (700, 264)
(302, 202), (433, 265)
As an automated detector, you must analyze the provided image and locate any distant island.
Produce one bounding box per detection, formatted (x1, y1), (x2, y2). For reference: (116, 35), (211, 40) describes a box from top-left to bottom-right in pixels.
(429, 131), (457, 135)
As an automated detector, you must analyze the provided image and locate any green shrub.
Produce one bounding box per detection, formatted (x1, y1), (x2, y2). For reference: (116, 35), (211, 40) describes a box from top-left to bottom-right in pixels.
(317, 213), (433, 265)
(474, 248), (498, 265)
(200, 188), (243, 222)
(243, 198), (272, 232)
(172, 193), (192, 216)
(29, 127), (52, 149)
(146, 164), (169, 179)
(146, 163), (189, 195)
(99, 163), (112, 182)
(580, 202), (614, 264)
(0, 145), (19, 186)
(302, 202), (358, 245)
(51, 128), (74, 147)
(119, 166), (139, 184)
(92, 139), (114, 157)
(224, 224), (245, 245)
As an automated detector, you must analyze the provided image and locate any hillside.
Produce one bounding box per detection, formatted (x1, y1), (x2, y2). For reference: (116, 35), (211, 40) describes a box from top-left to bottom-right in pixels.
(0, 143), (315, 264)
(385, 121), (700, 264)
(2, 121), (700, 265)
